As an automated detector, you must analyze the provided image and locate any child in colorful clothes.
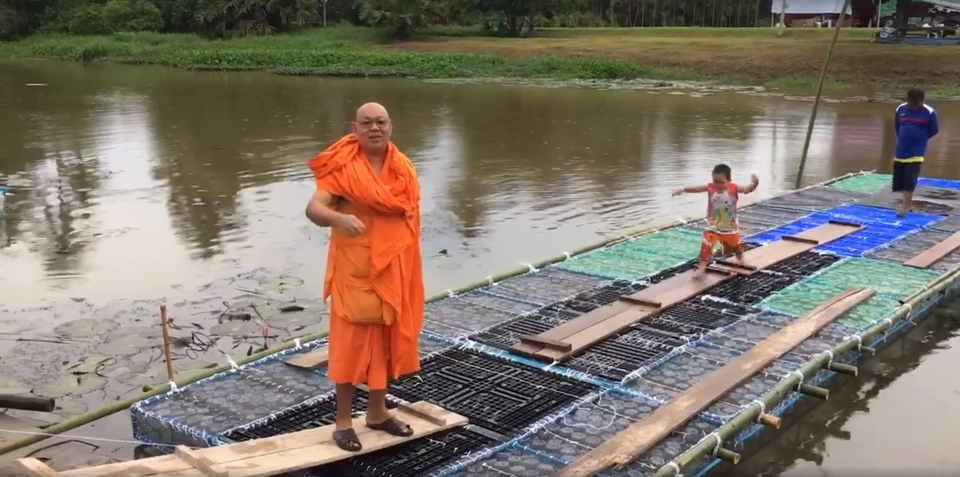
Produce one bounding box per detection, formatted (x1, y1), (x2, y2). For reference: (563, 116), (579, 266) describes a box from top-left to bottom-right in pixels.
(672, 164), (760, 279)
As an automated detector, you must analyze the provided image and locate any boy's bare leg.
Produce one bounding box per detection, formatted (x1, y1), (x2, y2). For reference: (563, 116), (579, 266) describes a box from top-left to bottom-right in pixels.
(694, 261), (708, 279)
(899, 191), (913, 217)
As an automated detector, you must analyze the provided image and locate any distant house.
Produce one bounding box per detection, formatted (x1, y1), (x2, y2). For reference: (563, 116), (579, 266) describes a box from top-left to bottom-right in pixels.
(772, 0), (857, 27)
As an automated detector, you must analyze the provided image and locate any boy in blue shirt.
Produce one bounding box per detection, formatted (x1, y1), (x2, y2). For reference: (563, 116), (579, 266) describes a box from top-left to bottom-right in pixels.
(894, 87), (939, 216)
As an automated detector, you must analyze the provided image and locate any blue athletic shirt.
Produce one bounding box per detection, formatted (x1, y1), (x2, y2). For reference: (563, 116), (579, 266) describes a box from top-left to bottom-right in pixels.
(894, 102), (939, 162)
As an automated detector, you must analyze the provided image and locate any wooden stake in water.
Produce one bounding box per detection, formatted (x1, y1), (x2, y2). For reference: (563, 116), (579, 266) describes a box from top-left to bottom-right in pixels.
(159, 304), (175, 382)
(794, 0), (851, 190)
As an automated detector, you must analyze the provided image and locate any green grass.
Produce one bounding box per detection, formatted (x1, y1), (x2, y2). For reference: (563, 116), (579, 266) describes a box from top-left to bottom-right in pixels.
(765, 77), (857, 91)
(0, 27), (679, 81)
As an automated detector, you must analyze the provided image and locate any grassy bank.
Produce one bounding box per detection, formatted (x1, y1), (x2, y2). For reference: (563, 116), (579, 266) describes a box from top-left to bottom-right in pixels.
(2, 26), (959, 91)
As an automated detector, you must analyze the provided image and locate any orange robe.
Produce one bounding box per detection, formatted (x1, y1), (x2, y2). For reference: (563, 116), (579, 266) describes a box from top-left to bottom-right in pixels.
(307, 134), (424, 390)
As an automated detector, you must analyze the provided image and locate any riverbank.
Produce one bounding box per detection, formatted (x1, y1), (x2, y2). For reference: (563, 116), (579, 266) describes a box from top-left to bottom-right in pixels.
(1, 26), (959, 96)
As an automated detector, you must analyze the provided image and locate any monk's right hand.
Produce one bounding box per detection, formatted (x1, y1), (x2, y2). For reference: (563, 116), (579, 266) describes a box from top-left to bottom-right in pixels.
(334, 213), (365, 237)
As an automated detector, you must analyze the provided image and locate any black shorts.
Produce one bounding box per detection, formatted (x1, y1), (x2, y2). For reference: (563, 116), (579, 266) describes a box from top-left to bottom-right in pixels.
(892, 161), (921, 192)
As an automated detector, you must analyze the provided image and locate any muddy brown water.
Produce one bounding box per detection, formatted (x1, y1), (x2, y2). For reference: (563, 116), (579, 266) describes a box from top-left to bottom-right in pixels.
(1, 60), (959, 473)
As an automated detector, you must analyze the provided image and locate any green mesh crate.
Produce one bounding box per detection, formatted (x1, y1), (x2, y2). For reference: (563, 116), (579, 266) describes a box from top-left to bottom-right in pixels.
(758, 280), (901, 330)
(619, 228), (705, 260)
(558, 246), (690, 281)
(810, 258), (939, 300)
(828, 173), (892, 194)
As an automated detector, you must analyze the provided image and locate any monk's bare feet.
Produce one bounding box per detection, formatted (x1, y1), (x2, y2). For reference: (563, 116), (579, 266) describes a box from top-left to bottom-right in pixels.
(332, 427), (361, 452)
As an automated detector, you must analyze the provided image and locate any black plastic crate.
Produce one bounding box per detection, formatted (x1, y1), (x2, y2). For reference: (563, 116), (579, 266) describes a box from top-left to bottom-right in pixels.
(656, 298), (757, 331)
(220, 390), (396, 442)
(560, 280), (647, 314)
(566, 327), (684, 382)
(765, 251), (842, 277)
(708, 272), (798, 305)
(308, 427), (496, 477)
(636, 318), (708, 340)
(388, 349), (599, 436)
(647, 260), (698, 285)
(471, 306), (580, 351)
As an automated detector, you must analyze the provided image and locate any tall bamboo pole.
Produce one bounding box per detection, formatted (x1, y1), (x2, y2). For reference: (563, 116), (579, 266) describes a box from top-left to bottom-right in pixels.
(794, 0), (851, 189)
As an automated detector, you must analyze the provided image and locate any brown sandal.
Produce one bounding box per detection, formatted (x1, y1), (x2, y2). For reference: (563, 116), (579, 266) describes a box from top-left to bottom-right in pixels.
(332, 428), (362, 452)
(366, 416), (413, 437)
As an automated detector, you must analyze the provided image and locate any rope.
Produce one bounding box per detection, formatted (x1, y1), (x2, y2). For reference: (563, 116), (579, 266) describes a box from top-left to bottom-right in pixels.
(0, 427), (188, 449)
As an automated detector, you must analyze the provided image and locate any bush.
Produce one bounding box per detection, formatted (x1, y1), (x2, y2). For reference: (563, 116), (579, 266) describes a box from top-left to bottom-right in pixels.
(103, 0), (164, 32)
(67, 5), (112, 35)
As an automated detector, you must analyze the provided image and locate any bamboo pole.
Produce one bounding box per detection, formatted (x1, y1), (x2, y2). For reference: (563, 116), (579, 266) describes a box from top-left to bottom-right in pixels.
(794, 0), (851, 190)
(0, 170), (872, 458)
(650, 263), (960, 477)
(159, 305), (175, 383)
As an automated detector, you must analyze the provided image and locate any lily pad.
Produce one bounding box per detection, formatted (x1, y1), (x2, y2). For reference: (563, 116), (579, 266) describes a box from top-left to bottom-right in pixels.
(257, 275), (305, 293)
(96, 334), (159, 357)
(0, 376), (31, 395)
(53, 398), (88, 416)
(33, 374), (108, 398)
(54, 318), (119, 339)
(437, 263), (461, 271)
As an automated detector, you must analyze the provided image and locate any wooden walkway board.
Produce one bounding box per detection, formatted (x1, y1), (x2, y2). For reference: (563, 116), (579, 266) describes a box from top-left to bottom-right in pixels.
(285, 348), (329, 370)
(513, 221), (865, 363)
(904, 229), (960, 269)
(549, 287), (876, 477)
(24, 402), (467, 477)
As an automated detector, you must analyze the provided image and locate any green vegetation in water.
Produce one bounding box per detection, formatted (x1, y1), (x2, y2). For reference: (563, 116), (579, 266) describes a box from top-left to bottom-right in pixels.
(765, 77), (856, 91)
(0, 28), (687, 81)
(931, 85), (960, 99)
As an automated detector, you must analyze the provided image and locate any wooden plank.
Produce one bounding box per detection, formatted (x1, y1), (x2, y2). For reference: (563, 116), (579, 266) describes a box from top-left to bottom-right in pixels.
(519, 335), (573, 352)
(175, 447), (225, 477)
(17, 458), (62, 477)
(550, 287), (875, 477)
(56, 403), (467, 477)
(792, 221), (863, 243)
(284, 348), (329, 370)
(780, 235), (819, 245)
(619, 268), (735, 311)
(531, 306), (657, 362)
(903, 230), (960, 269)
(511, 302), (632, 356)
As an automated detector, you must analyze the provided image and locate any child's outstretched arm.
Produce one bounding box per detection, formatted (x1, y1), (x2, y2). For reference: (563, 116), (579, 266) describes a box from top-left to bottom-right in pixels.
(672, 185), (709, 196)
(737, 174), (760, 194)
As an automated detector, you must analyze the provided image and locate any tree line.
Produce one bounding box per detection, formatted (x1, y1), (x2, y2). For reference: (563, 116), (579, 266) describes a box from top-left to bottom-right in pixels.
(0, 0), (777, 40)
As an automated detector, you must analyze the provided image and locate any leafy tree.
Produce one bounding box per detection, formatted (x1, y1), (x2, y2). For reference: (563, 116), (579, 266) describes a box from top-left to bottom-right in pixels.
(356, 0), (446, 38)
(194, 0), (317, 37)
(103, 0), (164, 31)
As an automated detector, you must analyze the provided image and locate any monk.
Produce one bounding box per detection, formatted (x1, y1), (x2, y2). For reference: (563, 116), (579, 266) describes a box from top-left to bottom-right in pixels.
(304, 102), (424, 452)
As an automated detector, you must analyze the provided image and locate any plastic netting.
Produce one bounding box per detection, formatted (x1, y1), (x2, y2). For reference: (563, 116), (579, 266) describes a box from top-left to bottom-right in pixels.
(810, 257), (939, 300)
(918, 177), (960, 190)
(759, 186), (867, 212)
(131, 174), (960, 477)
(758, 279), (902, 330)
(749, 204), (943, 257)
(866, 229), (960, 273)
(828, 173), (892, 194)
(859, 186), (960, 216)
(558, 229), (703, 280)
(519, 390), (717, 476)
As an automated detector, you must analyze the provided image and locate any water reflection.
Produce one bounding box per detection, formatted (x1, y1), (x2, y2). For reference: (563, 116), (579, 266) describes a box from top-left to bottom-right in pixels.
(2, 60), (960, 307)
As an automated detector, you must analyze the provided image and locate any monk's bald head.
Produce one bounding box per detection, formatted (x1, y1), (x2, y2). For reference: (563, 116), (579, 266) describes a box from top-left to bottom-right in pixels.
(352, 102), (392, 153)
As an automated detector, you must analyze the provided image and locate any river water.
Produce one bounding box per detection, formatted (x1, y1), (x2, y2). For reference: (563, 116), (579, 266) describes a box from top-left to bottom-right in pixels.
(0, 60), (959, 472)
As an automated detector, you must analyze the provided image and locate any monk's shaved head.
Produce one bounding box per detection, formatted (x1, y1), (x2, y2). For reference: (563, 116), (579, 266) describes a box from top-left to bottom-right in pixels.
(356, 102), (389, 121)
(352, 102), (392, 154)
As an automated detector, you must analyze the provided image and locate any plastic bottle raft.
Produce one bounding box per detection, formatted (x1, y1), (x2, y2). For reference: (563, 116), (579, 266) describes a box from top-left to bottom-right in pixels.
(23, 173), (960, 477)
